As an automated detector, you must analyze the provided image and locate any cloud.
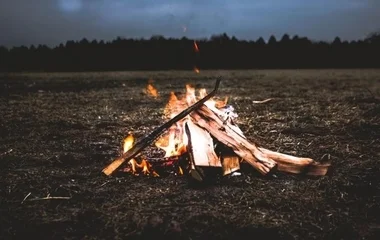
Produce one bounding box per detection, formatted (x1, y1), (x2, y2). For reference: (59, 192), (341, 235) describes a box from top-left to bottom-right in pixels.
(57, 0), (83, 12)
(0, 0), (379, 47)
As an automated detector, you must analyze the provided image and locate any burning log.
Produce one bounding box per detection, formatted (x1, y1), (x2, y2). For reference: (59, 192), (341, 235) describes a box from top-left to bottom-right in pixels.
(190, 105), (277, 175)
(102, 78), (221, 176)
(184, 120), (221, 167)
(185, 122), (204, 181)
(184, 120), (222, 182)
(191, 105), (330, 176)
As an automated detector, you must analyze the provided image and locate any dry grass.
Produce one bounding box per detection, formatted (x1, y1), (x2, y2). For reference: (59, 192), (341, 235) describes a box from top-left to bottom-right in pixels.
(0, 69), (379, 239)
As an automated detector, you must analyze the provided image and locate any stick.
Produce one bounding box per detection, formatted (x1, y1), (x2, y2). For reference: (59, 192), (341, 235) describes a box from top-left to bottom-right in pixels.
(252, 98), (273, 104)
(0, 149), (13, 156)
(28, 196), (72, 201)
(24, 193), (72, 202)
(102, 77), (222, 176)
(21, 192), (31, 204)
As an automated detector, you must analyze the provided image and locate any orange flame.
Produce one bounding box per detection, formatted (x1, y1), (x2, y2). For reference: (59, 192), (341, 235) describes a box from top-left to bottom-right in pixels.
(121, 134), (159, 177)
(186, 84), (196, 105)
(194, 67), (200, 74)
(193, 41), (199, 52)
(199, 88), (207, 98)
(145, 79), (158, 98)
(127, 159), (159, 177)
(123, 134), (134, 153)
(155, 123), (187, 158)
(163, 91), (182, 119)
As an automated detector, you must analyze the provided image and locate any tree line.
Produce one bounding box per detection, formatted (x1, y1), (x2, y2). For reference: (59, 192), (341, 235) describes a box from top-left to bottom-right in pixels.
(1, 33), (380, 72)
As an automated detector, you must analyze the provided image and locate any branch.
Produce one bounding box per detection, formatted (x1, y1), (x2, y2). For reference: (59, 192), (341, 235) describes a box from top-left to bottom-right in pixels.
(28, 196), (72, 201)
(22, 193), (71, 203)
(252, 98), (273, 104)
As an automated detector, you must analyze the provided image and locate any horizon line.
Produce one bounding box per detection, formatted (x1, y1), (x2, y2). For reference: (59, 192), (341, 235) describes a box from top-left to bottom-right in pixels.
(1, 31), (374, 49)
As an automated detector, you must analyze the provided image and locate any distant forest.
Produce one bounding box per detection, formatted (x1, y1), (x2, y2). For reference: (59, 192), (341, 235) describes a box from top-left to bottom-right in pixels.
(1, 32), (380, 72)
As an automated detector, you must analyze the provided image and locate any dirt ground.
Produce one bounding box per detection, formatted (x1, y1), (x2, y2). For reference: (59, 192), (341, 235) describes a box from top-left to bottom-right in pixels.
(0, 70), (379, 239)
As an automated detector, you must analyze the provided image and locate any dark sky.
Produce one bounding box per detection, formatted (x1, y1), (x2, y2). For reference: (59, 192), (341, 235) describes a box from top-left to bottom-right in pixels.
(1, 0), (379, 47)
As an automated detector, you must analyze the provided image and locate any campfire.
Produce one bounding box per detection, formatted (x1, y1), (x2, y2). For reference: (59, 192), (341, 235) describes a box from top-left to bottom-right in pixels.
(102, 78), (331, 181)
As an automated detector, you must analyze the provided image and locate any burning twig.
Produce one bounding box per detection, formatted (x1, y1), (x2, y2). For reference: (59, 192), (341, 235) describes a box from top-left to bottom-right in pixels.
(102, 77), (222, 176)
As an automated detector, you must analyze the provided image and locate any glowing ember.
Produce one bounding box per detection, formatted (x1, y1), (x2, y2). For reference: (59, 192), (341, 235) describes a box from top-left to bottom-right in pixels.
(194, 67), (200, 74)
(193, 41), (199, 52)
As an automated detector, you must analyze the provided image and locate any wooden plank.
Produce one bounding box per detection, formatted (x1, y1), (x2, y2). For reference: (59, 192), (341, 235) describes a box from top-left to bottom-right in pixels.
(258, 148), (331, 176)
(190, 105), (277, 175)
(185, 120), (221, 167)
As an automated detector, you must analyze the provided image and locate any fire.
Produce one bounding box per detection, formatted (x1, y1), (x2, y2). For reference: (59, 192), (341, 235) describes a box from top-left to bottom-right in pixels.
(145, 79), (158, 98)
(194, 67), (200, 74)
(123, 134), (134, 153)
(155, 122), (187, 158)
(193, 41), (199, 52)
(186, 84), (196, 105)
(155, 84), (226, 160)
(122, 83), (228, 177)
(120, 134), (159, 177)
(128, 159), (159, 177)
(199, 88), (207, 98)
(163, 91), (179, 119)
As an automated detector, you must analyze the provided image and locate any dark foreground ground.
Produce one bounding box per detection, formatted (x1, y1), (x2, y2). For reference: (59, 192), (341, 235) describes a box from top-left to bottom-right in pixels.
(0, 70), (379, 239)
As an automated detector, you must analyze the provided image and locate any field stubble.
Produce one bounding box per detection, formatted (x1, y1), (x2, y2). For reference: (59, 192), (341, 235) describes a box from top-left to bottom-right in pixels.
(0, 69), (379, 239)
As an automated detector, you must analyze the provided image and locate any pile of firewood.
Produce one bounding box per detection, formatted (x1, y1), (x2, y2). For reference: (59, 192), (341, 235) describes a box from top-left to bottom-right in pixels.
(102, 78), (330, 181)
